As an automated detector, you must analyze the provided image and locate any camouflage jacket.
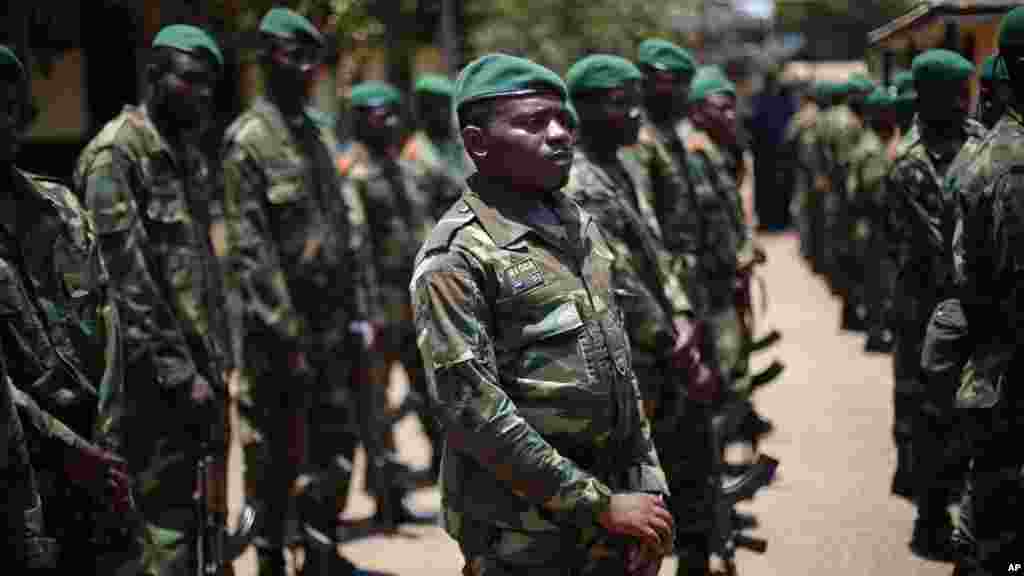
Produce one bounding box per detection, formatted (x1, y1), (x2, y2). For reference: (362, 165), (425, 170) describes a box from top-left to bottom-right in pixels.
(887, 115), (985, 304)
(949, 107), (1024, 408)
(847, 128), (889, 241)
(401, 130), (472, 220)
(0, 168), (121, 448)
(74, 106), (227, 425)
(564, 148), (691, 366)
(220, 98), (369, 376)
(684, 128), (756, 312)
(339, 142), (433, 325)
(635, 118), (698, 283)
(411, 174), (668, 546)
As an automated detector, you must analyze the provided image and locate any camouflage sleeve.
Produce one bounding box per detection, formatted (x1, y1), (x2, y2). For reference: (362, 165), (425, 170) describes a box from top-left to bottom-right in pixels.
(339, 177), (378, 323)
(885, 158), (926, 266)
(9, 379), (92, 456)
(412, 253), (613, 528)
(80, 147), (201, 395)
(221, 143), (304, 367)
(625, 373), (669, 496)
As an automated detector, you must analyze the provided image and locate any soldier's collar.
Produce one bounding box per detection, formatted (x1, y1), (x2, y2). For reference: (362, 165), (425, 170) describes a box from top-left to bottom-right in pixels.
(1006, 106), (1024, 127)
(134, 105), (183, 167)
(463, 173), (585, 250)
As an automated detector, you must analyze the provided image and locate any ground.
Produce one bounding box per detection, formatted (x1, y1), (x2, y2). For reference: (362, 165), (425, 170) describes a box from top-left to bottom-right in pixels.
(225, 232), (954, 576)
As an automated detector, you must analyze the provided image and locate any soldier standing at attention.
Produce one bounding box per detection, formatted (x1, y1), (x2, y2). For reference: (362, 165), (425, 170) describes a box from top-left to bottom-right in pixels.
(0, 43), (133, 573)
(947, 8), (1024, 572)
(977, 54), (1011, 130)
(563, 54), (717, 576)
(885, 48), (984, 561)
(218, 8), (372, 574)
(634, 39), (700, 308)
(412, 53), (674, 575)
(338, 80), (438, 526)
(74, 25), (233, 574)
(402, 74), (472, 220)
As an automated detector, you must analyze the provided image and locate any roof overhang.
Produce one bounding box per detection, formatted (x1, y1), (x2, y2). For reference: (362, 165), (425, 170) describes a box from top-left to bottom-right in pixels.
(869, 1), (1019, 49)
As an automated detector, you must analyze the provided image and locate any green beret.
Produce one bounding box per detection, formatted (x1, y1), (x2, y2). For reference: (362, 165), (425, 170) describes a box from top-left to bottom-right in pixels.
(349, 81), (402, 108)
(152, 24), (223, 69)
(637, 38), (696, 75)
(847, 72), (875, 95)
(0, 46), (25, 80)
(566, 101), (580, 128)
(454, 53), (567, 111)
(259, 7), (324, 46)
(688, 66), (736, 103)
(566, 54), (643, 96)
(998, 6), (1024, 51)
(414, 74), (454, 98)
(981, 54), (1010, 82)
(911, 49), (975, 85)
(864, 86), (893, 109)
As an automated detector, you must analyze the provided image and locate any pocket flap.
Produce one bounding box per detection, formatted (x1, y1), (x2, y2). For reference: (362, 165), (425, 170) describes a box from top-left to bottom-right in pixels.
(520, 300), (583, 342)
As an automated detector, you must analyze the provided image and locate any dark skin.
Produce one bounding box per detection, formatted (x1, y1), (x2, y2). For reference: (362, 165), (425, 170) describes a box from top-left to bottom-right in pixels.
(691, 91), (739, 149)
(461, 91), (575, 196)
(642, 66), (693, 125)
(146, 49), (217, 149)
(915, 77), (971, 139)
(264, 34), (323, 120)
(417, 92), (454, 141)
(353, 103), (402, 157)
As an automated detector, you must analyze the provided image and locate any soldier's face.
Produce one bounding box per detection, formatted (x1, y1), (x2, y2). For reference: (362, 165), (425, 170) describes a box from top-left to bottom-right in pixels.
(268, 37), (321, 103)
(592, 84), (642, 146)
(917, 79), (970, 128)
(696, 92), (738, 146)
(645, 69), (691, 113)
(0, 80), (20, 164)
(359, 104), (402, 150)
(467, 92), (574, 193)
(419, 94), (453, 137)
(160, 50), (217, 135)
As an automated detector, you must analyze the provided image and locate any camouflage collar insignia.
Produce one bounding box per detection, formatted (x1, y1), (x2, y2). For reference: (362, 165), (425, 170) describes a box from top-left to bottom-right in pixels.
(505, 257), (545, 295)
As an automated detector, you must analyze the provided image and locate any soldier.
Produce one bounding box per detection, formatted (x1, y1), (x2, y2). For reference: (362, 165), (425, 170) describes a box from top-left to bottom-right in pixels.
(977, 54), (1011, 130)
(338, 81), (438, 525)
(783, 81), (819, 262)
(564, 54), (716, 576)
(0, 43), (132, 572)
(891, 71), (916, 136)
(805, 80), (835, 275)
(885, 48), (984, 561)
(72, 25), (235, 574)
(857, 87), (899, 354)
(402, 74), (472, 219)
(947, 9), (1024, 572)
(218, 9), (374, 574)
(634, 39), (700, 308)
(412, 53), (674, 575)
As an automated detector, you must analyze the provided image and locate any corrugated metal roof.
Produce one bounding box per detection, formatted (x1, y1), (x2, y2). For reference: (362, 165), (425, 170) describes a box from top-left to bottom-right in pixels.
(868, 0), (1020, 46)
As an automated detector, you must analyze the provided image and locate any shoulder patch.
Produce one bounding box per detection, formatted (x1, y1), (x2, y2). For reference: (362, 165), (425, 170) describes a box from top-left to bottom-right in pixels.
(419, 201), (476, 258)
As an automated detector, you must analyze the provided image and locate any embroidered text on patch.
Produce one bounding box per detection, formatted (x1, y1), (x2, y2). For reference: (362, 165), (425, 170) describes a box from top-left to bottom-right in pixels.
(506, 259), (545, 295)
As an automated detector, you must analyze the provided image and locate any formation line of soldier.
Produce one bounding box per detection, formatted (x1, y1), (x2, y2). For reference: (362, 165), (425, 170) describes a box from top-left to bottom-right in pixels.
(2, 7), (789, 576)
(787, 8), (1024, 575)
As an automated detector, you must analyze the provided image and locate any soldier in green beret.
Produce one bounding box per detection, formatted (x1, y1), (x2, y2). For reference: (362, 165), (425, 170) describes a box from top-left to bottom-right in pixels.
(564, 53), (716, 576)
(891, 71), (917, 134)
(402, 74), (472, 220)
(945, 7), (1024, 572)
(337, 80), (438, 527)
(802, 80), (835, 275)
(217, 8), (372, 574)
(0, 43), (137, 573)
(784, 81), (820, 263)
(72, 23), (239, 575)
(884, 48), (985, 561)
(978, 54), (1011, 129)
(411, 52), (674, 575)
(634, 39), (701, 311)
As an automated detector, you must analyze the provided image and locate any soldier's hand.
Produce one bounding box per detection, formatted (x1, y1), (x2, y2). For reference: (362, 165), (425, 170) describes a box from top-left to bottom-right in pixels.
(671, 316), (697, 356)
(190, 374), (215, 407)
(65, 442), (134, 513)
(687, 358), (720, 405)
(626, 541), (664, 576)
(598, 493), (673, 550)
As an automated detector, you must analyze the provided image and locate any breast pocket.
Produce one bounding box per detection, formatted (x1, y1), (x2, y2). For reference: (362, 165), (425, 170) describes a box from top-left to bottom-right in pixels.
(142, 181), (204, 327)
(264, 160), (312, 260)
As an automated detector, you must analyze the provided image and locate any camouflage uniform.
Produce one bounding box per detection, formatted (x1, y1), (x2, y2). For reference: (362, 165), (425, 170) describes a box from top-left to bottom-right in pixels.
(401, 130), (472, 220)
(337, 141), (438, 494)
(564, 149), (709, 544)
(818, 101), (864, 306)
(0, 168), (124, 569)
(411, 176), (670, 574)
(684, 128), (756, 389)
(220, 97), (369, 558)
(635, 119), (699, 307)
(948, 106), (1024, 572)
(846, 125), (888, 337)
(783, 99), (818, 261)
(74, 104), (229, 574)
(886, 114), (984, 525)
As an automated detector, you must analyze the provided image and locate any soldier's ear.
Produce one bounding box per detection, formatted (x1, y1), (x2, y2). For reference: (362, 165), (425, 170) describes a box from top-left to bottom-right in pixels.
(461, 125), (488, 160)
